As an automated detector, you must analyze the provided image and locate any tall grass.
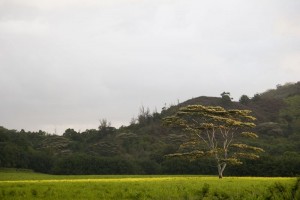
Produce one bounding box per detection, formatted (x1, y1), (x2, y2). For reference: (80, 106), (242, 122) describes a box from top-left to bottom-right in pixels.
(0, 169), (299, 200)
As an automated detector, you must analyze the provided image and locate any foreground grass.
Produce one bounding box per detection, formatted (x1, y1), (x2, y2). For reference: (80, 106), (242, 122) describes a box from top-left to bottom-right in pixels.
(0, 169), (299, 200)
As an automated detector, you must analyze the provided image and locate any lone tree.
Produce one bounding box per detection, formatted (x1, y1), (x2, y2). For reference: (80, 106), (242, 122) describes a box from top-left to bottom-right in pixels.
(220, 92), (232, 105)
(163, 105), (263, 178)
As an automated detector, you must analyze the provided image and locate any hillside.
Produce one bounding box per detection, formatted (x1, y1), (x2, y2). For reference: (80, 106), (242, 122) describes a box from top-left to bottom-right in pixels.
(0, 82), (299, 176)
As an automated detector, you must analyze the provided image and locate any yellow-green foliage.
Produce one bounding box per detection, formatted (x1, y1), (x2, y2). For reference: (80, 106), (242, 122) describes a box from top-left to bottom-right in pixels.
(0, 170), (299, 200)
(163, 105), (262, 178)
(231, 144), (264, 153)
(241, 132), (259, 139)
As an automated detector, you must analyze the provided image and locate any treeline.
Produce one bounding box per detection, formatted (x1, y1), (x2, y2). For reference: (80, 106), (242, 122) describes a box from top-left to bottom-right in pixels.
(1, 82), (300, 176)
(0, 124), (299, 176)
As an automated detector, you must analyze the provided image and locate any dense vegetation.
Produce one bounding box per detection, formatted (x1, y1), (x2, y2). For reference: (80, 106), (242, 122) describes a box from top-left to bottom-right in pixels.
(0, 82), (299, 176)
(0, 170), (299, 200)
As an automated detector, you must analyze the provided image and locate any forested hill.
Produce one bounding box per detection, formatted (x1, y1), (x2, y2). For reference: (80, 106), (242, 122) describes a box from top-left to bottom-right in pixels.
(1, 82), (300, 176)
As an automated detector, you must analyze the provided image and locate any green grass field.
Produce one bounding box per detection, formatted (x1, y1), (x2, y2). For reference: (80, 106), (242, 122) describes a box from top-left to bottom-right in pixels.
(0, 169), (299, 200)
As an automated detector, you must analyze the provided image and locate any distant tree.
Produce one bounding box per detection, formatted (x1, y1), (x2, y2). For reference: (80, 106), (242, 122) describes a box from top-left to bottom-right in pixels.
(221, 92), (232, 105)
(239, 95), (250, 105)
(63, 129), (81, 141)
(81, 129), (99, 141)
(163, 105), (263, 178)
(129, 117), (138, 126)
(138, 106), (151, 125)
(252, 93), (261, 102)
(98, 119), (111, 131)
(161, 103), (167, 113)
(98, 119), (116, 136)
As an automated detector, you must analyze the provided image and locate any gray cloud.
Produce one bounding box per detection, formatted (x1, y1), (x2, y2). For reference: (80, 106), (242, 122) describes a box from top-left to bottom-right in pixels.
(1, 0), (299, 133)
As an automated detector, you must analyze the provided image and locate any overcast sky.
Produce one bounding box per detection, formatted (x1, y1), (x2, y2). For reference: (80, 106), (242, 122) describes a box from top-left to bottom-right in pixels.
(1, 0), (299, 134)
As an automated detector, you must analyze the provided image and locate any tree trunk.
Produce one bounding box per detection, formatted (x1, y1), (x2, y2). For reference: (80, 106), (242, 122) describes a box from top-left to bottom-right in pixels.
(217, 163), (227, 179)
(217, 164), (223, 179)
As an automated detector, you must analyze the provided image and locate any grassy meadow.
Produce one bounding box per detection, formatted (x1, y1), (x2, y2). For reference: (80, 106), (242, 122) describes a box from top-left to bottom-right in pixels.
(0, 169), (299, 200)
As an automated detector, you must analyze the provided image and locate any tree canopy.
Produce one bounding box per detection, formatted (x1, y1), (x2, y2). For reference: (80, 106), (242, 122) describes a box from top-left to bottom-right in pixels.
(163, 105), (264, 178)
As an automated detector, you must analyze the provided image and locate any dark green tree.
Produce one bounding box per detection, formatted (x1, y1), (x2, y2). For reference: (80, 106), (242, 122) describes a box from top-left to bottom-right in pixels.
(221, 92), (232, 105)
(163, 105), (264, 178)
(98, 119), (116, 136)
(239, 95), (250, 105)
(63, 129), (81, 141)
(252, 93), (261, 102)
(98, 119), (111, 131)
